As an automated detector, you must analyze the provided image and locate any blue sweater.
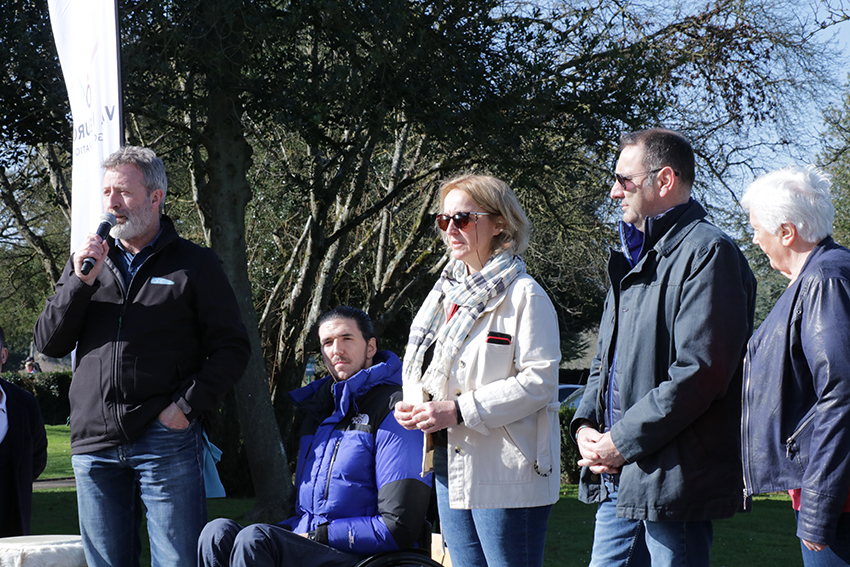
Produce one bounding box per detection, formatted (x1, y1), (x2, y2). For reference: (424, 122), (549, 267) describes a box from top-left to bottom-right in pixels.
(284, 351), (432, 555)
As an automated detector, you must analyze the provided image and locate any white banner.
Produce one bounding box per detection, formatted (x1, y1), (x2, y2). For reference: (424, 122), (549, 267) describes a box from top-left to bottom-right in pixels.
(48, 0), (122, 251)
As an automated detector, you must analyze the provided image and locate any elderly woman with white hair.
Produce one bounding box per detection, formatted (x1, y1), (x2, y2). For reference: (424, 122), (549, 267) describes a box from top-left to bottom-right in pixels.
(741, 165), (850, 566)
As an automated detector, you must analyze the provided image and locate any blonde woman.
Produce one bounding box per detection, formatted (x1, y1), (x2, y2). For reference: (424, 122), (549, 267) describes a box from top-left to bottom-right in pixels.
(395, 175), (561, 567)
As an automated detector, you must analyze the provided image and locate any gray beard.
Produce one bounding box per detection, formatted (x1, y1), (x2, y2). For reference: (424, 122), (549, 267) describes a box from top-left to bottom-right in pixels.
(109, 207), (155, 242)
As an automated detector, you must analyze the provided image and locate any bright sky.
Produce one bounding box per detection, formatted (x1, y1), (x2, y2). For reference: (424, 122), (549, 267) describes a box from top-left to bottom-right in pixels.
(734, 15), (850, 186)
(835, 20), (850, 80)
(809, 9), (850, 156)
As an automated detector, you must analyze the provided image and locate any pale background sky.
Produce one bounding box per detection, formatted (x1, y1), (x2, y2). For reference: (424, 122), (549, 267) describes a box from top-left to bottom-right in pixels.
(808, 7), (850, 162)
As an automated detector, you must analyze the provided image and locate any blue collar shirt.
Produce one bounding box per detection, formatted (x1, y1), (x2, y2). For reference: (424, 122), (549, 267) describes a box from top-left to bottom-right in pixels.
(114, 225), (163, 286)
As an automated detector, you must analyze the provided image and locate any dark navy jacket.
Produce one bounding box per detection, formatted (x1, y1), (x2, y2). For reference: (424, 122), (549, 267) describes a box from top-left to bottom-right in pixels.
(284, 350), (431, 556)
(743, 237), (850, 546)
(0, 378), (47, 536)
(572, 200), (756, 521)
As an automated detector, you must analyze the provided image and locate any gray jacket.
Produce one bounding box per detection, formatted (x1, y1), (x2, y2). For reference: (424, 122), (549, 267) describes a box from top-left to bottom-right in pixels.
(572, 200), (756, 522)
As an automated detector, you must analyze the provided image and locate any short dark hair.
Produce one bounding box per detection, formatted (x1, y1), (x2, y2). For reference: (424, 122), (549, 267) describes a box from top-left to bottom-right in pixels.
(317, 306), (375, 341)
(0, 325), (5, 350)
(620, 128), (695, 190)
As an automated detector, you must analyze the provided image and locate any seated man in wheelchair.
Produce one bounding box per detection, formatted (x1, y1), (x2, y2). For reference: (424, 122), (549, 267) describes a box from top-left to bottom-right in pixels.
(199, 306), (433, 567)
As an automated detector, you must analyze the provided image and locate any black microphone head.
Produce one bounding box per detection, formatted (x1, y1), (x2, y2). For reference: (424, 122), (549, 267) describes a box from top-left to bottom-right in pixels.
(100, 213), (117, 228)
(93, 213), (118, 241)
(82, 213), (118, 275)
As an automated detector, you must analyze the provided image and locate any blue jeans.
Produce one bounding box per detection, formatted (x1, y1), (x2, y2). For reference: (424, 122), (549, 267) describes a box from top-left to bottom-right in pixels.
(797, 511), (850, 566)
(198, 518), (364, 567)
(433, 448), (552, 567)
(589, 477), (712, 567)
(72, 419), (207, 567)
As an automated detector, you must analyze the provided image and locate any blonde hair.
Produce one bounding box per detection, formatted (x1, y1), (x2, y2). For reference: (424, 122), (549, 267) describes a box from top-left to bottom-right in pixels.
(439, 174), (530, 256)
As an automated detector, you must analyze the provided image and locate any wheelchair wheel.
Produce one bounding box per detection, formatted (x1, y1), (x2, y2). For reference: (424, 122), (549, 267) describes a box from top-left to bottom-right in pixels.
(354, 550), (444, 567)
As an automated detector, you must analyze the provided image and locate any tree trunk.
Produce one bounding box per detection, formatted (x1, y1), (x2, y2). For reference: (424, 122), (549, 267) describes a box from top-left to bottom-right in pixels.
(194, 85), (292, 522)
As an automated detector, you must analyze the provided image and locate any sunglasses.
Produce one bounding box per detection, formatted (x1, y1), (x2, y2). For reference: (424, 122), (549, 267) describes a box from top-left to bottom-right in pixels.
(436, 211), (491, 231)
(614, 168), (679, 188)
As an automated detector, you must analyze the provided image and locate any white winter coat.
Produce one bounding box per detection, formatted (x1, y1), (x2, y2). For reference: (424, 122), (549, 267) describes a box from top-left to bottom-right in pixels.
(441, 273), (561, 509)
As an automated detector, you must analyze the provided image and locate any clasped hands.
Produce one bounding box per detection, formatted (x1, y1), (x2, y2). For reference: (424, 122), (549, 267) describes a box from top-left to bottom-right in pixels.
(576, 422), (626, 475)
(575, 424), (829, 552)
(394, 400), (457, 434)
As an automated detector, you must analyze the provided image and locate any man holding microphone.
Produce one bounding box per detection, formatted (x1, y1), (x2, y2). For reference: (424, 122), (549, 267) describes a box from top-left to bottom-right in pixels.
(35, 146), (251, 567)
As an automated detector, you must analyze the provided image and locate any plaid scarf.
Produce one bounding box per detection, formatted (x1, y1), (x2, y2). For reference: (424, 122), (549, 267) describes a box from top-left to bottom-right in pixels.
(403, 251), (526, 401)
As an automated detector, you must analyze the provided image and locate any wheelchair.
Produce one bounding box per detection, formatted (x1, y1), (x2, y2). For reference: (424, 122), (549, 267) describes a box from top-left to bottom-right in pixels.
(354, 549), (444, 567)
(353, 520), (445, 567)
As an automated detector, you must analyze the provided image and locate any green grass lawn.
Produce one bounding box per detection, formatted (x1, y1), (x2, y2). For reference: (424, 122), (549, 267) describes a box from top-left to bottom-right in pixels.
(545, 487), (802, 567)
(31, 488), (804, 567)
(32, 488), (255, 566)
(42, 424), (73, 478)
(35, 427), (805, 567)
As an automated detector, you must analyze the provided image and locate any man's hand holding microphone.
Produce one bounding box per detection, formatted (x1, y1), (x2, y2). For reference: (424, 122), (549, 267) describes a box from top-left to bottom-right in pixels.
(74, 213), (116, 285)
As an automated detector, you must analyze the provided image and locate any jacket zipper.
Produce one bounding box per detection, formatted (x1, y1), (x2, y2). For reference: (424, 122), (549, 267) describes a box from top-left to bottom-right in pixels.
(786, 410), (816, 459)
(324, 438), (342, 500)
(606, 353), (615, 433)
(112, 259), (130, 441)
(741, 353), (752, 510)
(110, 247), (158, 442)
(111, 314), (128, 440)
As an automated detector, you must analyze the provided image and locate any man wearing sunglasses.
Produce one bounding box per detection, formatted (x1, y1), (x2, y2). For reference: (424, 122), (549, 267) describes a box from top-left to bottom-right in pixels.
(570, 128), (756, 567)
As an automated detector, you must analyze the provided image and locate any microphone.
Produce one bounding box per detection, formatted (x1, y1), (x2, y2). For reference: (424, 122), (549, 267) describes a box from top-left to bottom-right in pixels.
(80, 213), (117, 276)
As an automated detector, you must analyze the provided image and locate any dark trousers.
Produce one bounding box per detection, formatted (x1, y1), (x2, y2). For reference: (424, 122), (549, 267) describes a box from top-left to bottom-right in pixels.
(197, 518), (364, 567)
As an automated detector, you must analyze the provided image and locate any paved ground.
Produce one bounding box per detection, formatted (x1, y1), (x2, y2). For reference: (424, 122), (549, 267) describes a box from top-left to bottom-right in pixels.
(33, 477), (76, 490)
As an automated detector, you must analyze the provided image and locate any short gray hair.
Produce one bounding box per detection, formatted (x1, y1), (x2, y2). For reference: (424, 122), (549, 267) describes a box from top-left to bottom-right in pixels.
(741, 165), (834, 244)
(102, 146), (168, 213)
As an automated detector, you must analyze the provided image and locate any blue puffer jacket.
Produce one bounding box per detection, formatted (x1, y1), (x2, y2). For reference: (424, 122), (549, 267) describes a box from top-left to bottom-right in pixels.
(743, 237), (850, 546)
(283, 350), (432, 556)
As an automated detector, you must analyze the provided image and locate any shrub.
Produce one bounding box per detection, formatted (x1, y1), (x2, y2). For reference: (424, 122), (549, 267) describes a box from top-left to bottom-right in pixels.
(3, 371), (72, 425)
(559, 403), (581, 484)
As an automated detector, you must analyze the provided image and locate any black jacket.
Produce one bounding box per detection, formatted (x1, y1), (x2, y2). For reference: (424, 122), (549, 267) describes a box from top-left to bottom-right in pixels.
(743, 237), (850, 546)
(34, 216), (251, 454)
(0, 378), (47, 536)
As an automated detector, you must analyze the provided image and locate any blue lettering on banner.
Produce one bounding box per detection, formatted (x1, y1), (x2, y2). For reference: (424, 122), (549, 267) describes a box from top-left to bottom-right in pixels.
(72, 107), (112, 153)
(74, 140), (95, 156)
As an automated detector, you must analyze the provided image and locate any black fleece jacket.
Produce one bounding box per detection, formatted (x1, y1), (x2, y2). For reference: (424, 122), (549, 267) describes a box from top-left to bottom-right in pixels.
(34, 216), (251, 454)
